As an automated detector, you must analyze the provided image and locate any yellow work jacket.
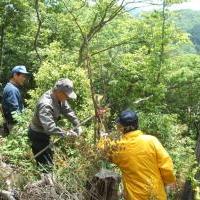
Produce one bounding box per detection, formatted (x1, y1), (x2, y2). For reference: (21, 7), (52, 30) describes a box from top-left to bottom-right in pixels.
(99, 130), (176, 200)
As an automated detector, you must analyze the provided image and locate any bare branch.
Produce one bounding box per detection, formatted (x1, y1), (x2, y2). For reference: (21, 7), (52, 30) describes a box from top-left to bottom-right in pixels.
(77, 0), (147, 64)
(90, 39), (149, 56)
(133, 95), (154, 104)
(86, 0), (117, 41)
(125, 6), (142, 13)
(123, 0), (162, 12)
(62, 1), (85, 40)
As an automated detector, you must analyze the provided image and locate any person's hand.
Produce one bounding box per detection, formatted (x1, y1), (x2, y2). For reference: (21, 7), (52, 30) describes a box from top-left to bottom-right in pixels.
(67, 130), (79, 137)
(59, 132), (67, 138)
(73, 126), (83, 136)
(59, 130), (78, 137)
(100, 131), (108, 138)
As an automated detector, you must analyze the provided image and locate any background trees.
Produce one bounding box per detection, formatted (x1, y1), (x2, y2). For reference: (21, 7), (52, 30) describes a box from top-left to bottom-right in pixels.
(0, 0), (199, 199)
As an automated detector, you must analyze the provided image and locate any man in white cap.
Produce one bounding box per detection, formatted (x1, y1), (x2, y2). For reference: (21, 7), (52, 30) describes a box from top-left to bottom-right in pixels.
(28, 78), (82, 166)
(2, 65), (30, 136)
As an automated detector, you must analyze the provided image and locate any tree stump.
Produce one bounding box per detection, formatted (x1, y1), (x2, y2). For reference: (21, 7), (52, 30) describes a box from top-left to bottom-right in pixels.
(86, 169), (120, 200)
(0, 190), (18, 200)
(181, 180), (194, 200)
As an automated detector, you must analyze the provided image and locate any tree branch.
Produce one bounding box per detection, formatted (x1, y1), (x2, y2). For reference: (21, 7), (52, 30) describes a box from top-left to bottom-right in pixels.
(90, 39), (149, 56)
(63, 1), (85, 40)
(133, 95), (154, 104)
(77, 0), (128, 64)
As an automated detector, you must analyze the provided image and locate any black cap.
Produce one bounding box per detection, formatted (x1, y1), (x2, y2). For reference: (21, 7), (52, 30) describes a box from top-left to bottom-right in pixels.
(117, 110), (138, 127)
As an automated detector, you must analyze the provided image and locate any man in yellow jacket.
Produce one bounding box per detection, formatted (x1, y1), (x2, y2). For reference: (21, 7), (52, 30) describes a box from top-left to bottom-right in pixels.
(99, 109), (176, 200)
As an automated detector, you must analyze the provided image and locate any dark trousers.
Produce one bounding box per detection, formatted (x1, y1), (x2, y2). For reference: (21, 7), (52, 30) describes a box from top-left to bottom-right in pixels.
(28, 128), (53, 166)
(2, 122), (10, 137)
(2, 119), (14, 137)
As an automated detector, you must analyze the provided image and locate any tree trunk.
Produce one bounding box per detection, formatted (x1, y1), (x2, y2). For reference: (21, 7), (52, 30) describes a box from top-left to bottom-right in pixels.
(0, 24), (5, 69)
(86, 169), (120, 200)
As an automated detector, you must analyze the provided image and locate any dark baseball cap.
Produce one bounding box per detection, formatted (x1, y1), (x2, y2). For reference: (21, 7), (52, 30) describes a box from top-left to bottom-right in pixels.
(11, 65), (30, 74)
(117, 110), (138, 127)
(54, 78), (77, 99)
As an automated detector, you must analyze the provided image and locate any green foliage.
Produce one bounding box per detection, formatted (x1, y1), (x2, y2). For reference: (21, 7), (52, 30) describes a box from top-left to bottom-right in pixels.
(0, 0), (199, 197)
(174, 9), (200, 32)
(165, 54), (200, 135)
(173, 9), (200, 52)
(0, 110), (31, 165)
(53, 138), (101, 194)
(190, 24), (200, 52)
(0, 110), (102, 191)
(27, 42), (93, 120)
(140, 112), (195, 178)
(0, 0), (36, 82)
(139, 113), (177, 141)
(0, 110), (39, 189)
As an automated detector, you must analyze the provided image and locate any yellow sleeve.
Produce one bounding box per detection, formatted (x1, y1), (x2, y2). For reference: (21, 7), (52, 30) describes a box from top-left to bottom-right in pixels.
(153, 137), (176, 184)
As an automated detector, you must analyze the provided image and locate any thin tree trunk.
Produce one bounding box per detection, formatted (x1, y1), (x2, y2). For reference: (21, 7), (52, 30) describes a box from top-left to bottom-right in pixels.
(0, 24), (5, 68)
(85, 41), (101, 143)
(34, 0), (42, 62)
(156, 0), (166, 83)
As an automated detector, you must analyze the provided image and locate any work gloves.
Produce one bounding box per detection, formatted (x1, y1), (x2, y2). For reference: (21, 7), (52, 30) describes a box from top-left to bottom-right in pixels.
(60, 130), (78, 137)
(73, 126), (83, 136)
(100, 131), (108, 137)
(60, 126), (83, 137)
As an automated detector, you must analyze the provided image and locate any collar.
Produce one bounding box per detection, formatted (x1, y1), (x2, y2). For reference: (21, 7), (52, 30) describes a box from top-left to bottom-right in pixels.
(50, 90), (61, 107)
(123, 130), (143, 139)
(9, 81), (19, 88)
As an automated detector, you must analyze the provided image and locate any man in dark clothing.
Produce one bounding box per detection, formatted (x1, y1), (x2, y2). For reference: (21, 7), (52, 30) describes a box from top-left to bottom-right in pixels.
(2, 65), (29, 136)
(28, 78), (82, 166)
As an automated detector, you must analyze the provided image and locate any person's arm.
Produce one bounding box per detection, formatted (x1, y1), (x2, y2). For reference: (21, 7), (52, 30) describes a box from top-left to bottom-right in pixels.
(38, 103), (67, 136)
(61, 101), (79, 125)
(61, 101), (82, 134)
(153, 137), (176, 185)
(6, 89), (20, 113)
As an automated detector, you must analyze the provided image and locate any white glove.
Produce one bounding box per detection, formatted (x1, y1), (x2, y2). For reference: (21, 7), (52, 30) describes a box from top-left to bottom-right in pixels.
(73, 126), (83, 136)
(59, 132), (66, 138)
(100, 131), (108, 137)
(66, 130), (79, 137)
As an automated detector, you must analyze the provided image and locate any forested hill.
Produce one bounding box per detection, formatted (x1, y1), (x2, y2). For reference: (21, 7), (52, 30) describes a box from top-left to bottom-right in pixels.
(131, 8), (200, 53)
(173, 9), (200, 53)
